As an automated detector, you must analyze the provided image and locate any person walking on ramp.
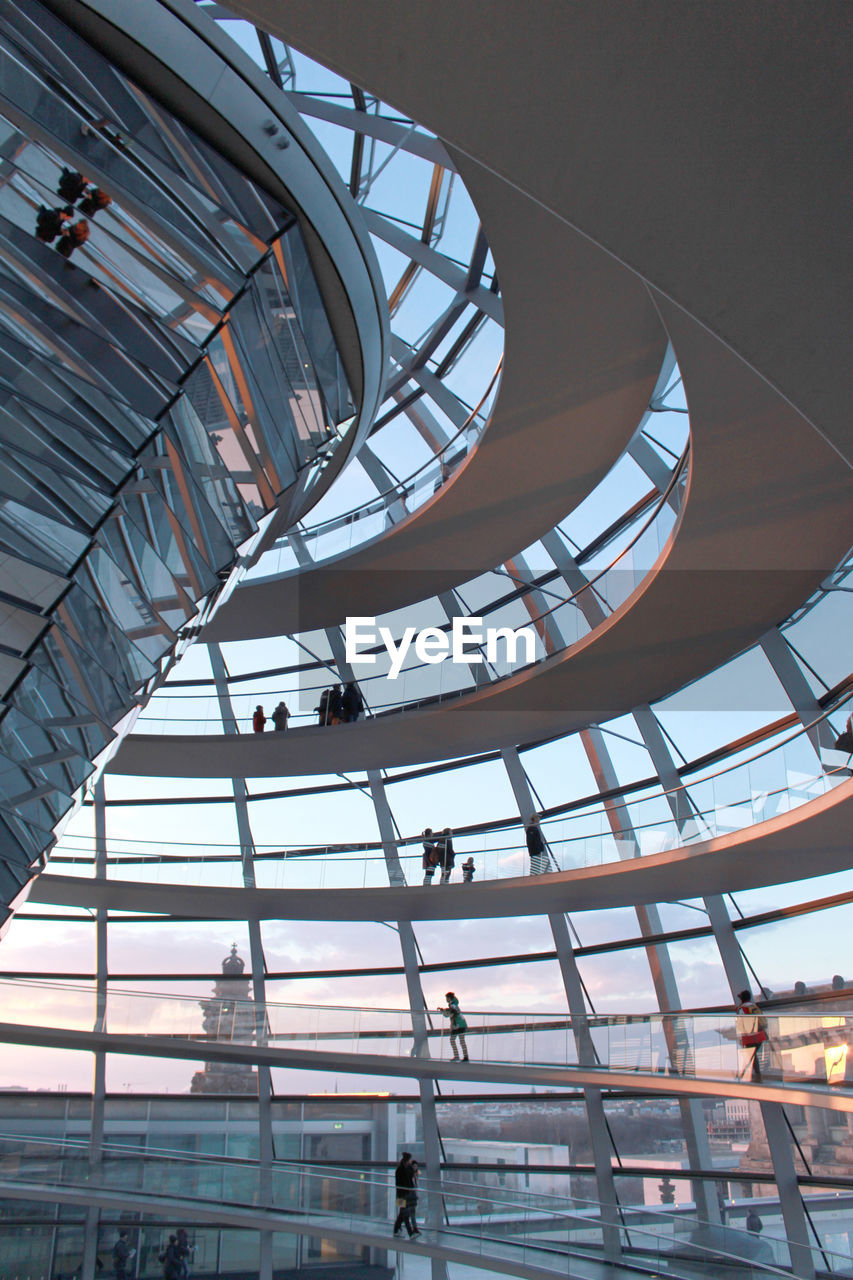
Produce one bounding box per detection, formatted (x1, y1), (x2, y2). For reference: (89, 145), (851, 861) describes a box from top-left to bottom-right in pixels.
(392, 1151), (421, 1238)
(736, 989), (768, 1082)
(439, 991), (469, 1061)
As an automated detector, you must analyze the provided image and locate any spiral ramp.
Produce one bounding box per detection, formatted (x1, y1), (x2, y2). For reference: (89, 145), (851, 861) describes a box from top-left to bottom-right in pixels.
(1, 4), (853, 1280)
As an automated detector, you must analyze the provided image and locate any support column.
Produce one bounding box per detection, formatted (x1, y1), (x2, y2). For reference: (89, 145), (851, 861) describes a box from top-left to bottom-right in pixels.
(357, 443), (410, 526)
(82, 775), (108, 1280)
(501, 747), (621, 1261)
(628, 342), (684, 512)
(634, 704), (815, 1273)
(711, 895), (817, 1278)
(367, 769), (447, 1280)
(366, 770), (406, 886)
(633, 705), (762, 993)
(438, 590), (491, 684)
(579, 727), (718, 1223)
(500, 556), (567, 657)
(701, 888), (816, 1278)
(627, 432), (676, 498)
(210, 645), (274, 1280)
(760, 627), (836, 757)
(539, 531), (636, 668)
(539, 532), (607, 628)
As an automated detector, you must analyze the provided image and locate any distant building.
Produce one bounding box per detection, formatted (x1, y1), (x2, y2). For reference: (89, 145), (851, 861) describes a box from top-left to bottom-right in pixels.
(708, 1099), (751, 1143)
(191, 945), (259, 1095)
(739, 977), (853, 1184)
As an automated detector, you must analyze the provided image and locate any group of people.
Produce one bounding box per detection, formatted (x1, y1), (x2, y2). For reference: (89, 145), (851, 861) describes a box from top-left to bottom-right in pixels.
(422, 828), (475, 885)
(421, 816), (553, 884)
(251, 683), (366, 731)
(315, 682), (364, 725)
(253, 701), (289, 732)
(35, 167), (111, 259)
(105, 1226), (191, 1280)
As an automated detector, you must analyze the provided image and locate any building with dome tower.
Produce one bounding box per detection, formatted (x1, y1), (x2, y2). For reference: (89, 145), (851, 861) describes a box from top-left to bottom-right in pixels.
(191, 945), (259, 1095)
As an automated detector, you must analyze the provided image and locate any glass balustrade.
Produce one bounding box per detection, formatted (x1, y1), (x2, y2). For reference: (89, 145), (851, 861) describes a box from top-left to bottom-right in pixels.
(53, 693), (853, 892)
(134, 446), (689, 735)
(252, 362), (502, 576)
(1, 980), (850, 1095)
(0, 1132), (845, 1276)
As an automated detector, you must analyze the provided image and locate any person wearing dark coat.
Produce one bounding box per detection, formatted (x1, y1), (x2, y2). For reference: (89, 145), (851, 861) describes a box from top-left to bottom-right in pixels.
(57, 167), (87, 203)
(340, 681), (364, 722)
(316, 688), (331, 726)
(328, 683), (345, 724)
(392, 1151), (421, 1238)
(111, 1230), (132, 1280)
(159, 1237), (184, 1280)
(175, 1228), (193, 1278)
(56, 219), (90, 258)
(422, 828), (439, 885)
(36, 205), (72, 243)
(79, 188), (112, 217)
(526, 813), (548, 875)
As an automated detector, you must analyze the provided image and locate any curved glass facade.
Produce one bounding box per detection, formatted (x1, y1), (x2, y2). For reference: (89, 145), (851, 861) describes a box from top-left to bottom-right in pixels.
(0, 0), (382, 922)
(0, 5), (852, 1280)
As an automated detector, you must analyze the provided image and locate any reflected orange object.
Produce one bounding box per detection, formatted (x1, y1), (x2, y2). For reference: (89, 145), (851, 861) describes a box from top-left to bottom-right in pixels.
(825, 1043), (848, 1085)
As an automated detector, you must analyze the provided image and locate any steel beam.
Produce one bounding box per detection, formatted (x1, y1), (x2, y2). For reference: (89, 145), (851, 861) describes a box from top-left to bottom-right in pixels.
(81, 773), (108, 1280)
(500, 746), (621, 1261)
(210, 643), (274, 1280)
(761, 626), (837, 757)
(581, 725), (719, 1224)
(367, 768), (446, 1273)
(633, 704), (815, 1272)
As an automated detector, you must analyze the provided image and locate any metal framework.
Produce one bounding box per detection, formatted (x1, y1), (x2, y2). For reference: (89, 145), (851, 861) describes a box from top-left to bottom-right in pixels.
(0, 4), (852, 1280)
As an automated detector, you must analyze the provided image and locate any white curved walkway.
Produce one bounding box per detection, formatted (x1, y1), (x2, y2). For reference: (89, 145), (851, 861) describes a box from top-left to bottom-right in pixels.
(205, 0), (853, 646)
(229, 0), (853, 468)
(116, 8), (853, 770)
(205, 173), (666, 640)
(0, 1179), (667, 1280)
(0, 1018), (849, 1115)
(28, 780), (853, 921)
(113, 301), (851, 775)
